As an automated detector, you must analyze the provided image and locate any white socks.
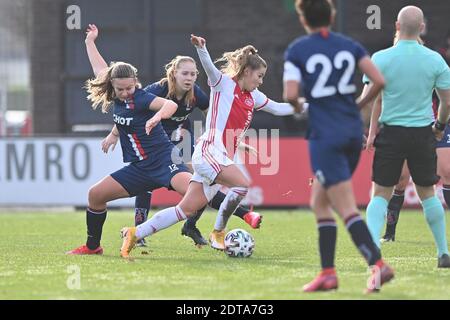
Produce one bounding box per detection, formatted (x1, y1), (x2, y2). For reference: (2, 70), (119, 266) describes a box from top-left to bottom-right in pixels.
(136, 205), (187, 239)
(214, 187), (248, 231)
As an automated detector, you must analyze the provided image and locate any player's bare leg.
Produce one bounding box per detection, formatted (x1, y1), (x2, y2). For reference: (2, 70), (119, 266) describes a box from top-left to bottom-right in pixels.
(170, 171), (192, 195)
(436, 147), (450, 267)
(437, 147), (450, 210)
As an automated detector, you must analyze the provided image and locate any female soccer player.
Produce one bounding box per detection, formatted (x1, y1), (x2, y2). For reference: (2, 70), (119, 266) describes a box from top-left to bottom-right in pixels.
(119, 34), (297, 257)
(283, 0), (393, 293)
(95, 43), (263, 248)
(67, 24), (193, 255)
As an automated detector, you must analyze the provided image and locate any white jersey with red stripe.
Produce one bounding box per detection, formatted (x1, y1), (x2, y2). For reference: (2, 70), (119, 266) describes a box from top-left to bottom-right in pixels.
(191, 45), (295, 192)
(200, 74), (269, 159)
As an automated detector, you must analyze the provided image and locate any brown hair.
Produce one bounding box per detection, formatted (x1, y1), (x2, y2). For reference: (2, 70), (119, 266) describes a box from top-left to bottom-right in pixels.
(158, 56), (197, 106)
(215, 45), (267, 79)
(295, 0), (334, 29)
(85, 62), (140, 113)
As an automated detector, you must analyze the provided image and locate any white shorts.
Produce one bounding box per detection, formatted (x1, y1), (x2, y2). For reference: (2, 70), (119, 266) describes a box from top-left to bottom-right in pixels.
(191, 141), (234, 201)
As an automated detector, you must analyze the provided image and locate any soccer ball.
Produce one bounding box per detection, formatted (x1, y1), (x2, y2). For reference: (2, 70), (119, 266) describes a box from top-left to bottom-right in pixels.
(224, 229), (255, 258)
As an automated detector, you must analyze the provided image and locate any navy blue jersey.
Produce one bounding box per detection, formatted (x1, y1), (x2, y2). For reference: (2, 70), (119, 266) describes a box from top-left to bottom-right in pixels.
(113, 88), (172, 163)
(144, 82), (209, 141)
(285, 31), (368, 139)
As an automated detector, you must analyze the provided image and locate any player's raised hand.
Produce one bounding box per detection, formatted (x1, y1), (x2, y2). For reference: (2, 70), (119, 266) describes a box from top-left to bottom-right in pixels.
(85, 24), (99, 43)
(145, 114), (162, 135)
(190, 34), (206, 48)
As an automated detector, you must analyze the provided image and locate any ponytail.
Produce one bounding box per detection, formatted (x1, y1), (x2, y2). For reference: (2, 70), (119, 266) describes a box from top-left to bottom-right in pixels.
(215, 45), (266, 79)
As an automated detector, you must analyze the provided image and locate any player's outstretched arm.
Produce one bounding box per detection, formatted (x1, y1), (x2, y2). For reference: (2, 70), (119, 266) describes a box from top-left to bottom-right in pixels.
(85, 24), (108, 77)
(190, 34), (222, 86)
(357, 57), (385, 109)
(256, 88), (302, 116)
(260, 99), (297, 116)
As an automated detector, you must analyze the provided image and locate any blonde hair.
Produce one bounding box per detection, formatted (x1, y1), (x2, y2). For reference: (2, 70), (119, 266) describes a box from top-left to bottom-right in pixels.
(159, 56), (197, 106)
(215, 45), (267, 79)
(393, 30), (424, 45)
(85, 62), (140, 113)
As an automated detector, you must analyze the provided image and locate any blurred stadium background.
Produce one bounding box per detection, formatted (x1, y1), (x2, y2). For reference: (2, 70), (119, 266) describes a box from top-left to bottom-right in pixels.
(0, 0), (449, 208)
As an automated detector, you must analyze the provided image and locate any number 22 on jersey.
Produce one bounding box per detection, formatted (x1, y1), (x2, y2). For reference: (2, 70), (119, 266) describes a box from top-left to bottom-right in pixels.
(306, 50), (356, 99)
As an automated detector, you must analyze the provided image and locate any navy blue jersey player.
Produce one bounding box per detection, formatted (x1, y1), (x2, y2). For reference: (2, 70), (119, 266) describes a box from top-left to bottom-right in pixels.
(283, 0), (393, 293)
(146, 81), (208, 151)
(99, 52), (263, 246)
(67, 24), (193, 255)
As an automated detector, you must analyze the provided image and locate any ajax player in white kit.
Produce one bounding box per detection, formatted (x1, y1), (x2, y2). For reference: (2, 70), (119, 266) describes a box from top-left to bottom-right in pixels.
(120, 34), (296, 258)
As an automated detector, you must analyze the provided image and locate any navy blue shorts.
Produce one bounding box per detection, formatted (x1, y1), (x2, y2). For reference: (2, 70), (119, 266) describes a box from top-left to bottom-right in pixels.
(309, 135), (362, 188)
(111, 145), (189, 197)
(436, 125), (450, 149)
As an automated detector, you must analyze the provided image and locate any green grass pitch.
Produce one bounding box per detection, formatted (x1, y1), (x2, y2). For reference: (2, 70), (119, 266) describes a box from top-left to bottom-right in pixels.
(0, 210), (449, 299)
